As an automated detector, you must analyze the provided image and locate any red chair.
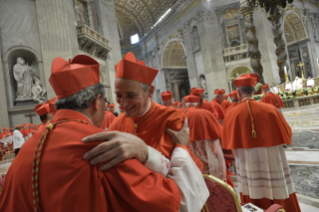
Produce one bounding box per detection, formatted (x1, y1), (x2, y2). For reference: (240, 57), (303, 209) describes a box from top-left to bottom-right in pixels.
(201, 174), (286, 212)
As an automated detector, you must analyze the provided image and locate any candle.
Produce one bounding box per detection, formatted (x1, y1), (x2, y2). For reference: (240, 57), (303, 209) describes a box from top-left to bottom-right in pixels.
(284, 66), (287, 74)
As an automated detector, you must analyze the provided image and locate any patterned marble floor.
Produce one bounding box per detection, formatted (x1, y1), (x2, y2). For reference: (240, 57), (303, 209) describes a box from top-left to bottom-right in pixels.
(284, 105), (319, 130)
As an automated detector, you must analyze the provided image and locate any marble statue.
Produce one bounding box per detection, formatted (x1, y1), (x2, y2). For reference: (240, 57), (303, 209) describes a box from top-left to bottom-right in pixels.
(13, 57), (32, 99)
(31, 72), (46, 104)
(199, 75), (207, 93)
(193, 27), (200, 47)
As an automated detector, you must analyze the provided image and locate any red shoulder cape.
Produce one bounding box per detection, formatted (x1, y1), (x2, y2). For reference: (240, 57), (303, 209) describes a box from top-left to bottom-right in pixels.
(222, 100), (291, 149)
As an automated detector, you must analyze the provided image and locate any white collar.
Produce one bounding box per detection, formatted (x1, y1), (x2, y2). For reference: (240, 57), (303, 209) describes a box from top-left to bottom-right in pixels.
(139, 99), (151, 118)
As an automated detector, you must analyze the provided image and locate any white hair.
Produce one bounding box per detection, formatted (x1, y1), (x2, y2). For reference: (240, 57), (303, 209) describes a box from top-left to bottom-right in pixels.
(185, 102), (198, 107)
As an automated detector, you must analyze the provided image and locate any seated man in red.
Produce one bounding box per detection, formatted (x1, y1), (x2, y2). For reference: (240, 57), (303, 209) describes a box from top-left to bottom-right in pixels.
(261, 84), (284, 114)
(0, 55), (207, 212)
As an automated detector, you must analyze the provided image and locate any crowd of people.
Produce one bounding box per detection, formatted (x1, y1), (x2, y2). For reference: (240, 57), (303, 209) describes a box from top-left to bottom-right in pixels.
(0, 52), (301, 212)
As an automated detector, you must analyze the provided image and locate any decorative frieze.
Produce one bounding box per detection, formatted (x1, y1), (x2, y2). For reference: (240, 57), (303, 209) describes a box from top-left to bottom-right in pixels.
(77, 24), (111, 60)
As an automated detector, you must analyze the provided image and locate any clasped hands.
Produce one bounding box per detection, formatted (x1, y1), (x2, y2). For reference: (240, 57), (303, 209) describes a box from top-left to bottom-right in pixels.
(82, 118), (189, 171)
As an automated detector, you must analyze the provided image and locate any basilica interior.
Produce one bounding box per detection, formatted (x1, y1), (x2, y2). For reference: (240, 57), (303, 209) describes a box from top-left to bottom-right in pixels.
(1, 0), (319, 211)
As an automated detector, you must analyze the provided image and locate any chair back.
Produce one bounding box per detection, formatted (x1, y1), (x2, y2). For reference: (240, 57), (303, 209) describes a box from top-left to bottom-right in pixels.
(202, 174), (242, 212)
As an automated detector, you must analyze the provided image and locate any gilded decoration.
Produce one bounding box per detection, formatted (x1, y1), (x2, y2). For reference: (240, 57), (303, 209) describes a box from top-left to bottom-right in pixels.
(162, 41), (186, 68)
(222, 9), (240, 20)
(115, 0), (177, 44)
(227, 26), (240, 42)
(284, 12), (307, 44)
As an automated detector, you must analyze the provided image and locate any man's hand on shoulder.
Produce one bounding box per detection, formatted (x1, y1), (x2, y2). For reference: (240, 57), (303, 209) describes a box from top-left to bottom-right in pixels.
(165, 118), (189, 147)
(82, 131), (148, 171)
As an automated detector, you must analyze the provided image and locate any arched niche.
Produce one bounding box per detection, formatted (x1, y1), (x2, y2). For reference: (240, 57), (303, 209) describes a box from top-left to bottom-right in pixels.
(162, 40), (187, 69)
(3, 46), (44, 106)
(228, 66), (252, 79)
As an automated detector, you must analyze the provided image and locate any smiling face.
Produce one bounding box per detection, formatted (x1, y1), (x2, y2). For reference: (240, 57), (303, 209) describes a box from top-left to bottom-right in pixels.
(115, 78), (153, 118)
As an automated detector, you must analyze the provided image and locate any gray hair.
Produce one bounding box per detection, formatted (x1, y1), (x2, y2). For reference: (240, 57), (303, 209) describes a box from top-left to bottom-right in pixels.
(237, 86), (254, 95)
(140, 83), (150, 92)
(230, 97), (239, 102)
(56, 83), (105, 111)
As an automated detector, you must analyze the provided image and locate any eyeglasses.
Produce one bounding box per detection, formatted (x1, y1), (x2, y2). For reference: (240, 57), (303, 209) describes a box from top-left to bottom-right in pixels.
(101, 96), (110, 105)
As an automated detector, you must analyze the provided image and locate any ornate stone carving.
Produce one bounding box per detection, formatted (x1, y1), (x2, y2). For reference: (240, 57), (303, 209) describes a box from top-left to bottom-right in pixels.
(240, 4), (264, 83)
(192, 26), (200, 52)
(77, 24), (111, 60)
(13, 57), (46, 103)
(267, 7), (288, 83)
(199, 74), (207, 94)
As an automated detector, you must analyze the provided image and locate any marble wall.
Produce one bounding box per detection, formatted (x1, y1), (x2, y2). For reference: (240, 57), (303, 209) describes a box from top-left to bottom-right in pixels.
(122, 0), (319, 102)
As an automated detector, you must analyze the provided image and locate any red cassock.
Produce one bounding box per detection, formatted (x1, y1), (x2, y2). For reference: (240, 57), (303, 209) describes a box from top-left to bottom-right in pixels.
(210, 99), (225, 120)
(100, 111), (116, 129)
(222, 99), (300, 212)
(221, 100), (232, 111)
(185, 107), (234, 187)
(261, 92), (284, 108)
(0, 109), (182, 212)
(109, 101), (203, 171)
(199, 101), (218, 119)
(225, 102), (239, 115)
(186, 107), (221, 143)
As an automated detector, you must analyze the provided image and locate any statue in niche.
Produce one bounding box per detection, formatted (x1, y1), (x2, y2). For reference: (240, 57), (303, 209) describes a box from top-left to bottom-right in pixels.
(13, 57), (46, 103)
(13, 57), (32, 99)
(199, 75), (207, 94)
(193, 26), (200, 48)
(31, 73), (46, 104)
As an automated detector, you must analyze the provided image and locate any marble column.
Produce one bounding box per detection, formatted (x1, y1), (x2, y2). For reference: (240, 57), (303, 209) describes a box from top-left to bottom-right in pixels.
(0, 41), (10, 128)
(306, 12), (319, 77)
(35, 0), (79, 98)
(267, 7), (288, 83)
(182, 24), (198, 88)
(87, 1), (95, 29)
(196, 11), (229, 98)
(241, 4), (264, 83)
(97, 0), (123, 106)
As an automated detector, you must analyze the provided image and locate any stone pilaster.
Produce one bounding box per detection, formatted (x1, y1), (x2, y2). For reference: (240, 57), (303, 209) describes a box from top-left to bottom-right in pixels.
(267, 7), (288, 83)
(182, 24), (198, 88)
(97, 0), (123, 105)
(0, 40), (10, 128)
(241, 4), (264, 83)
(305, 11), (319, 77)
(35, 0), (79, 98)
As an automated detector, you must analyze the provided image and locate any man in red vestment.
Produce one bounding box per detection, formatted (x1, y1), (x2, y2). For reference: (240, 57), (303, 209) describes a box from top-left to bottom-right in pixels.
(261, 84), (284, 114)
(107, 103), (115, 113)
(0, 55), (207, 212)
(191, 87), (218, 119)
(34, 103), (50, 135)
(222, 94), (232, 111)
(222, 73), (301, 212)
(225, 90), (239, 114)
(210, 89), (226, 124)
(48, 97), (57, 116)
(100, 109), (116, 130)
(183, 95), (226, 178)
(161, 90), (175, 106)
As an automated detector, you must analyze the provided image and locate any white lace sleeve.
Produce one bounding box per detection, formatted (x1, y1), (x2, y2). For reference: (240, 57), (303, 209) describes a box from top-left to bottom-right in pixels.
(144, 146), (170, 177)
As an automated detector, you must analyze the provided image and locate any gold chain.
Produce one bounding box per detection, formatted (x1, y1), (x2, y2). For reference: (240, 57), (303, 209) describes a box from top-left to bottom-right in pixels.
(131, 103), (155, 134)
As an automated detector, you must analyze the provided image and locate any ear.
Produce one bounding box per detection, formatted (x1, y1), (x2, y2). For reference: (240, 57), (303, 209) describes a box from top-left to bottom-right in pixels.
(148, 85), (155, 97)
(92, 94), (101, 111)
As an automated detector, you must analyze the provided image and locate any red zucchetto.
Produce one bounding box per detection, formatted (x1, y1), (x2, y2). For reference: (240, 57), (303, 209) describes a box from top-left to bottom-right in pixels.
(161, 91), (173, 102)
(115, 52), (158, 85)
(262, 84), (269, 90)
(214, 89), (225, 95)
(183, 95), (200, 103)
(35, 103), (50, 116)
